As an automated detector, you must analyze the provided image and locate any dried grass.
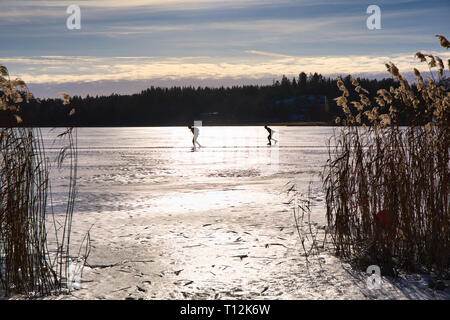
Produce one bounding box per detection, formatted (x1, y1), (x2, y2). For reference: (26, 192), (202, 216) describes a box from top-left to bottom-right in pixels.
(323, 36), (449, 277)
(0, 65), (82, 297)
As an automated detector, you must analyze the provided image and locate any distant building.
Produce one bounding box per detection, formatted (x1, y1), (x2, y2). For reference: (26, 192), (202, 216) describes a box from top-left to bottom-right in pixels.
(198, 112), (220, 123)
(274, 95), (329, 121)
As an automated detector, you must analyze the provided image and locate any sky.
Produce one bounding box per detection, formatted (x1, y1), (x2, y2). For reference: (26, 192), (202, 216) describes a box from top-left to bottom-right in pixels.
(0, 0), (449, 97)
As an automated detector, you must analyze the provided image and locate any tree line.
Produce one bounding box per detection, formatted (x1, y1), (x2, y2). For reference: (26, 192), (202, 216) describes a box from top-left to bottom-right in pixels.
(1, 72), (401, 126)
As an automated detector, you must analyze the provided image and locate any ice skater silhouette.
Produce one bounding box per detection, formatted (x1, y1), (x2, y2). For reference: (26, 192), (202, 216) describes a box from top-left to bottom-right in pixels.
(188, 125), (202, 150)
(264, 125), (277, 145)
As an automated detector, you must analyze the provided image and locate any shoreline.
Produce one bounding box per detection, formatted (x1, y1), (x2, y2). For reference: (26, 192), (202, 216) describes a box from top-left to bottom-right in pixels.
(8, 122), (331, 128)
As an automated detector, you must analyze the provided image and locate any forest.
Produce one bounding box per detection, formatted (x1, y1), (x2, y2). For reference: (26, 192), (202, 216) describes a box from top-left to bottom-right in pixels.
(2, 72), (401, 126)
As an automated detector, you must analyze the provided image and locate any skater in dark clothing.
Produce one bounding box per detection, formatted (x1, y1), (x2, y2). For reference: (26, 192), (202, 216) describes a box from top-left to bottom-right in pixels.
(264, 125), (277, 145)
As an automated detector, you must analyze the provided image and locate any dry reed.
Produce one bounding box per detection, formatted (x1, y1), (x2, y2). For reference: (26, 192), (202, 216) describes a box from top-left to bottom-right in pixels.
(287, 182), (328, 272)
(0, 65), (80, 297)
(322, 36), (449, 278)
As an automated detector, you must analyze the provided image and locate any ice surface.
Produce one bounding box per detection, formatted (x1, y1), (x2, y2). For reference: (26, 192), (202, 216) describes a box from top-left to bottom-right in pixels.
(42, 126), (332, 216)
(34, 127), (449, 300)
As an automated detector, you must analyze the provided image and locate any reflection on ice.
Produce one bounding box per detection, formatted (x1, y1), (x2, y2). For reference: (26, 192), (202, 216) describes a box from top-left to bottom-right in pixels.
(42, 126), (333, 215)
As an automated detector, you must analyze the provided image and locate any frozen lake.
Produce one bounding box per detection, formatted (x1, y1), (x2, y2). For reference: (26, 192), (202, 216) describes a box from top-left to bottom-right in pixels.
(36, 126), (449, 300)
(42, 126), (335, 216)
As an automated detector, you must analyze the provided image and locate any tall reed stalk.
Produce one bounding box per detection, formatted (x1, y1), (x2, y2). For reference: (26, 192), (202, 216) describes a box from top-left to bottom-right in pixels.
(322, 36), (449, 277)
(0, 64), (78, 297)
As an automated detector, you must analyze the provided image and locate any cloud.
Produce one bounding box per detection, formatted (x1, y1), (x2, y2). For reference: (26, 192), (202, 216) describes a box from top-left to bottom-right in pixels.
(4, 50), (449, 87)
(1, 0), (447, 59)
(0, 0), (284, 18)
(244, 50), (296, 59)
